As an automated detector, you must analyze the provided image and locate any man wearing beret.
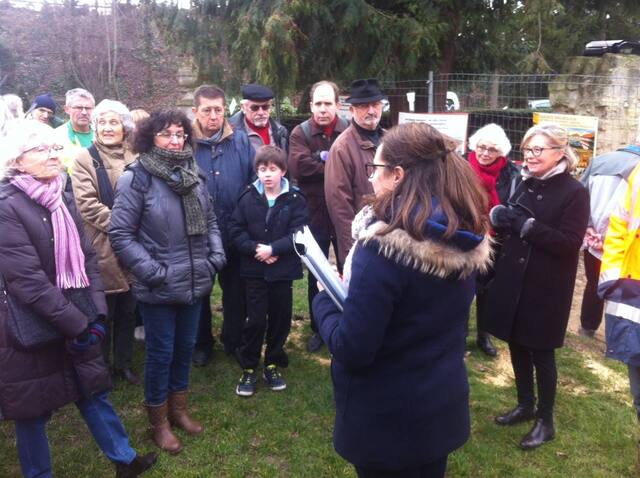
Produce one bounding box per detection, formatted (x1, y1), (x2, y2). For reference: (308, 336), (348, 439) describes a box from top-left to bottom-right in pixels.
(325, 78), (385, 265)
(25, 93), (58, 126)
(190, 84), (256, 367)
(229, 84), (289, 153)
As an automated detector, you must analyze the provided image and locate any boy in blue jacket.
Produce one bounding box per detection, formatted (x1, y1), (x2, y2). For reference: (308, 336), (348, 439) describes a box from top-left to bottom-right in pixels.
(229, 145), (308, 396)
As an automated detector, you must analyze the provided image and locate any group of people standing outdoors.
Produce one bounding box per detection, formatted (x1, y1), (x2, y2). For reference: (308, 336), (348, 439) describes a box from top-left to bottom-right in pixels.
(0, 75), (636, 478)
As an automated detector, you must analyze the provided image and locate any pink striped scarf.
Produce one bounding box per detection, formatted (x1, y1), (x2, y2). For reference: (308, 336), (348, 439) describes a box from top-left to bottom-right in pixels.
(11, 174), (90, 289)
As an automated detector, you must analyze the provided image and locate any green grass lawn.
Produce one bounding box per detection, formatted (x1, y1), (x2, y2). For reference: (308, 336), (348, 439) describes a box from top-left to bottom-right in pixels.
(1, 279), (638, 477)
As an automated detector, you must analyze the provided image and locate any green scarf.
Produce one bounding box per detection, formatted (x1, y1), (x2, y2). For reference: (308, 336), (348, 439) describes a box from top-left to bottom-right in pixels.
(139, 146), (207, 236)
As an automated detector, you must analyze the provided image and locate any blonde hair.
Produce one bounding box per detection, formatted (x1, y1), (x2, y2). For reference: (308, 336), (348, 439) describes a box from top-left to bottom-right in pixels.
(521, 123), (578, 172)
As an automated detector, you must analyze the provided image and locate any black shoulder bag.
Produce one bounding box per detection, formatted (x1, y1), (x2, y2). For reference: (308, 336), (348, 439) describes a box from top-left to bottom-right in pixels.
(87, 145), (115, 209)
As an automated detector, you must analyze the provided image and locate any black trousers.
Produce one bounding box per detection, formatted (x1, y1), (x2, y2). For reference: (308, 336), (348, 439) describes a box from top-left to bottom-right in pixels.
(355, 455), (447, 478)
(580, 250), (604, 331)
(104, 291), (136, 370)
(236, 279), (292, 370)
(195, 253), (246, 355)
(306, 236), (339, 332)
(509, 342), (557, 420)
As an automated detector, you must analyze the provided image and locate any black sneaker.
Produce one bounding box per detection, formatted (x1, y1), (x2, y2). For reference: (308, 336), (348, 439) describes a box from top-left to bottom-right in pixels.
(192, 348), (212, 367)
(306, 332), (324, 353)
(236, 369), (257, 397)
(263, 365), (287, 391)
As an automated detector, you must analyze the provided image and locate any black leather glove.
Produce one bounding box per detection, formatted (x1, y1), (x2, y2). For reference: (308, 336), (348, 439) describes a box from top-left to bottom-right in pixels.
(490, 205), (532, 236)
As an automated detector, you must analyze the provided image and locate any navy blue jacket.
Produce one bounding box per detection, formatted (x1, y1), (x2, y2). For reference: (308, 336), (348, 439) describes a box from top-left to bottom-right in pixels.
(109, 160), (226, 305)
(193, 121), (255, 250)
(228, 178), (308, 282)
(312, 206), (491, 470)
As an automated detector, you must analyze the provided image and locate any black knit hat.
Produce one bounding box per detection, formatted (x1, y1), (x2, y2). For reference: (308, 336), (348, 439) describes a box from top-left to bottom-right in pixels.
(346, 78), (386, 104)
(28, 93), (57, 113)
(241, 84), (274, 101)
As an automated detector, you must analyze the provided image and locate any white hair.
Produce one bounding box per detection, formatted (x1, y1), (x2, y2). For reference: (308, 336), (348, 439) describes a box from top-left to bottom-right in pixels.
(468, 123), (512, 157)
(92, 99), (135, 136)
(0, 120), (55, 180)
(65, 88), (95, 107)
(2, 94), (24, 119)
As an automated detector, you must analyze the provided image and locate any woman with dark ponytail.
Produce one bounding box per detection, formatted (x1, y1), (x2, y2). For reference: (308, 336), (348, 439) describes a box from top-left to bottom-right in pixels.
(313, 122), (492, 477)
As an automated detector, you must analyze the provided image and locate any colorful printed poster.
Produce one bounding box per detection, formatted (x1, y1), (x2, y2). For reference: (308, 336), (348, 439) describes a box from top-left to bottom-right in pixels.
(398, 112), (469, 154)
(533, 112), (598, 174)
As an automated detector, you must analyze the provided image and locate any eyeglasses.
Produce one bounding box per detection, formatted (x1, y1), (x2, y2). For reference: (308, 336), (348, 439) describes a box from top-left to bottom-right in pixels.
(155, 132), (188, 141)
(23, 144), (64, 156)
(70, 106), (94, 112)
(248, 104), (271, 112)
(522, 146), (562, 157)
(365, 162), (393, 178)
(476, 145), (500, 155)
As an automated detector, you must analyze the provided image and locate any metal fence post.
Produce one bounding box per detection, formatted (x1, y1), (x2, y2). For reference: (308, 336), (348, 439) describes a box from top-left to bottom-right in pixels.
(428, 71), (434, 113)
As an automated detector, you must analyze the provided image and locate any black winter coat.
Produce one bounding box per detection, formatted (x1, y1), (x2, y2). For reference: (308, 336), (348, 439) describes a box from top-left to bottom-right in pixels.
(228, 180), (308, 282)
(0, 178), (110, 421)
(109, 161), (226, 305)
(482, 172), (589, 349)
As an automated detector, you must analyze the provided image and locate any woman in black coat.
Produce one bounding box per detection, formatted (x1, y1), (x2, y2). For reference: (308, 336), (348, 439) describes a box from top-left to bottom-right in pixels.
(484, 123), (589, 449)
(0, 120), (155, 477)
(110, 110), (226, 454)
(313, 123), (492, 477)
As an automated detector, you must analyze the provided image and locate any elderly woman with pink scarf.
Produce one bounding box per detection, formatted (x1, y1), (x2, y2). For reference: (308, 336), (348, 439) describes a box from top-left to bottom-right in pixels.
(0, 120), (155, 478)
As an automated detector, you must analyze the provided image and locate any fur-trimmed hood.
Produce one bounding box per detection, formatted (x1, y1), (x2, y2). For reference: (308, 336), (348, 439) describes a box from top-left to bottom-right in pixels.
(346, 205), (492, 281)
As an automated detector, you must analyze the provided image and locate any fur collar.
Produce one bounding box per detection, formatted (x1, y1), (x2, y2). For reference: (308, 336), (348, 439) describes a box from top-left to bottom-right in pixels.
(349, 206), (492, 280)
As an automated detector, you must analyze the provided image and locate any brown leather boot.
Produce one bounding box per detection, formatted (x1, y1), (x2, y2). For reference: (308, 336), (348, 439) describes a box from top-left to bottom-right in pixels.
(168, 390), (204, 435)
(145, 402), (182, 454)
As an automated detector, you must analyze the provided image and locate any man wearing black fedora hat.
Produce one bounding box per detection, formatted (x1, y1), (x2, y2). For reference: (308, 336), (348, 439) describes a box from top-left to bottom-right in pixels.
(325, 78), (386, 265)
(229, 84), (289, 153)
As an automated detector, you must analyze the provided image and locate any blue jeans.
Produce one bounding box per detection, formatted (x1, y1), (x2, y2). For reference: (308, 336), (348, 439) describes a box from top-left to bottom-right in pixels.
(14, 391), (136, 478)
(139, 301), (202, 405)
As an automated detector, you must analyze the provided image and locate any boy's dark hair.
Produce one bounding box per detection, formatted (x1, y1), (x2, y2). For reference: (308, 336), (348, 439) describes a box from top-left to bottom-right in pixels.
(132, 109), (193, 154)
(255, 145), (287, 172)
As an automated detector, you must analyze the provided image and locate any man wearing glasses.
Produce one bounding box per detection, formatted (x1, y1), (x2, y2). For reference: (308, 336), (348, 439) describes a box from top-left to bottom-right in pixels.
(54, 88), (95, 168)
(325, 78), (386, 265)
(191, 84), (256, 367)
(229, 84), (289, 153)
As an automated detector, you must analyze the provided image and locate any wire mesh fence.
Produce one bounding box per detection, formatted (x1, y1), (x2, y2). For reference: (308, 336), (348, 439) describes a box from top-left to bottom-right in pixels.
(379, 73), (640, 165)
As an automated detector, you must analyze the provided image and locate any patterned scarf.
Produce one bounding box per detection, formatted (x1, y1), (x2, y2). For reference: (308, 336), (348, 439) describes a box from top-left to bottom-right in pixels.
(139, 146), (207, 236)
(11, 174), (90, 289)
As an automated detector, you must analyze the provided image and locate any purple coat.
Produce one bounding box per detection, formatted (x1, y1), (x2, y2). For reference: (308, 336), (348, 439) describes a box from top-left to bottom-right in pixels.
(0, 177), (110, 421)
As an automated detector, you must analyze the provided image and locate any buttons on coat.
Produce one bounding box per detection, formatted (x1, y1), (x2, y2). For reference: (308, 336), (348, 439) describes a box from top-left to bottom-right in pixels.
(518, 258), (525, 264)
(537, 194), (543, 200)
(42, 217), (47, 222)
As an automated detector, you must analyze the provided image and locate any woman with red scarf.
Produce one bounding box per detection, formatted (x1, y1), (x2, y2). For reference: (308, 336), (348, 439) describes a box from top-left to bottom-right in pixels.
(468, 123), (519, 357)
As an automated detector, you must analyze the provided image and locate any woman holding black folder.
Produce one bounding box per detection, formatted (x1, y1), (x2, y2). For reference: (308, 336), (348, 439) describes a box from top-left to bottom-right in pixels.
(313, 123), (491, 478)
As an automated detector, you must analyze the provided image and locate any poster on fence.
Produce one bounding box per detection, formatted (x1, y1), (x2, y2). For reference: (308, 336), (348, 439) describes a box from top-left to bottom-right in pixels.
(398, 112), (469, 154)
(533, 112), (598, 174)
(337, 95), (352, 121)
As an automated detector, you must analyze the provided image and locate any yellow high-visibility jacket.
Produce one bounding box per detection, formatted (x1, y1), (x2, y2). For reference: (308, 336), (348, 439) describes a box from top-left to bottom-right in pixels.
(599, 162), (640, 364)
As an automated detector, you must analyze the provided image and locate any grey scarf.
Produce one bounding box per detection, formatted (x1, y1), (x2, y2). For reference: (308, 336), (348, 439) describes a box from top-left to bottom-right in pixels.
(139, 146), (207, 236)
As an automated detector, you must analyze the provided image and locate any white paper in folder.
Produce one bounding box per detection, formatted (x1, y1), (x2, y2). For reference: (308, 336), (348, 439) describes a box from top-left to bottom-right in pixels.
(293, 226), (347, 311)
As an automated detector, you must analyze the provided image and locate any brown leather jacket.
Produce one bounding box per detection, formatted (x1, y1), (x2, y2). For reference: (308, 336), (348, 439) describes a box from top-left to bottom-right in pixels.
(288, 117), (348, 240)
(324, 124), (377, 264)
(71, 144), (136, 294)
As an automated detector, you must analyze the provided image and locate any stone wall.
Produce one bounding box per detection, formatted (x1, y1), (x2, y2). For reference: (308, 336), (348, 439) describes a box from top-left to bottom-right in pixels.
(550, 53), (640, 154)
